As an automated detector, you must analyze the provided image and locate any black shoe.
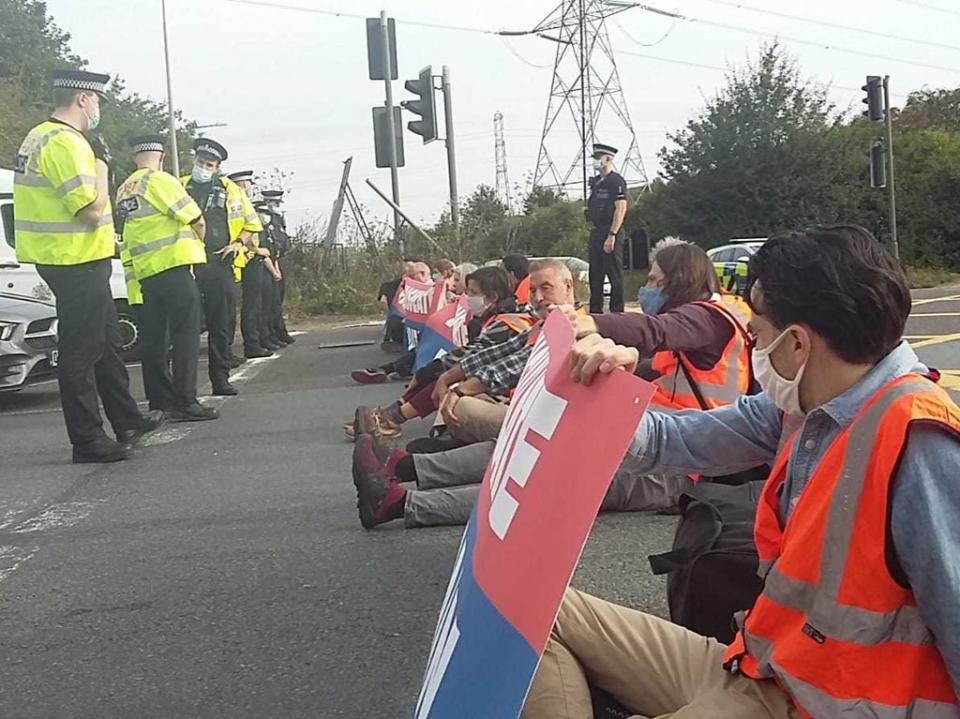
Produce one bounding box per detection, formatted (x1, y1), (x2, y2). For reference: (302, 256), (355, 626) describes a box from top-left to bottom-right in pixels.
(272, 339), (289, 348)
(244, 346), (271, 359)
(73, 437), (133, 464)
(116, 410), (165, 446)
(405, 433), (468, 455)
(169, 403), (220, 422)
(212, 382), (238, 396)
(281, 334), (296, 344)
(262, 342), (281, 351)
(230, 355), (246, 369)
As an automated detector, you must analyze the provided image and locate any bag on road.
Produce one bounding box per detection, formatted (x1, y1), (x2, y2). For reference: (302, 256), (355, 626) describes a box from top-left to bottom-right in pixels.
(648, 480), (765, 644)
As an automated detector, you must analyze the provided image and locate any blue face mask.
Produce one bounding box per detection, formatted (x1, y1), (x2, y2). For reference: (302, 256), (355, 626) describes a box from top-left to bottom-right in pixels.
(192, 165), (214, 183)
(638, 286), (667, 315)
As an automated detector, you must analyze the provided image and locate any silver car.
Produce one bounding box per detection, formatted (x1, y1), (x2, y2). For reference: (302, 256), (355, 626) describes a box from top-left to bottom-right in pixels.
(0, 293), (59, 392)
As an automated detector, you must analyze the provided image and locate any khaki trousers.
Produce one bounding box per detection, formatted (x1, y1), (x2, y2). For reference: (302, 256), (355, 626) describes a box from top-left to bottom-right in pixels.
(523, 589), (798, 719)
(449, 394), (508, 443)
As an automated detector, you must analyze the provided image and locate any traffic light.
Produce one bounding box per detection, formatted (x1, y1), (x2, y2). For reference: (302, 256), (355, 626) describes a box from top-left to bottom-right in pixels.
(862, 76), (884, 122)
(870, 139), (886, 188)
(402, 66), (438, 144)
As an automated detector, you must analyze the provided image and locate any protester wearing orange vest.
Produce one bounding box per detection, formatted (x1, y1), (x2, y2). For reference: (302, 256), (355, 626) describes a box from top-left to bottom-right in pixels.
(566, 238), (757, 510)
(523, 224), (960, 719)
(502, 253), (531, 305)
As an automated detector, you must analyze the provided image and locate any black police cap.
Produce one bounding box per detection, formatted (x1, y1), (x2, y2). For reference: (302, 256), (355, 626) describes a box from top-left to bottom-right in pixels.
(129, 134), (165, 154)
(52, 69), (110, 96)
(193, 138), (228, 163)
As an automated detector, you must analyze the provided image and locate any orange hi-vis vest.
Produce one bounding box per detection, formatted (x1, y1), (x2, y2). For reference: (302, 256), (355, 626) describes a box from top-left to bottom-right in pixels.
(481, 312), (537, 335)
(649, 297), (752, 410)
(515, 275), (531, 305)
(723, 374), (960, 718)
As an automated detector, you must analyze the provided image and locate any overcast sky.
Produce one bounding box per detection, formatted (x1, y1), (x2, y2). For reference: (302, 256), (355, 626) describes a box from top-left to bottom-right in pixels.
(44, 0), (960, 232)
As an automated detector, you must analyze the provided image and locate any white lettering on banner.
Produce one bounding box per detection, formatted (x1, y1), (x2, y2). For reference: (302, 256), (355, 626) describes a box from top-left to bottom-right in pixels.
(444, 304), (470, 347)
(487, 333), (568, 540)
(416, 531), (467, 717)
(399, 284), (433, 316)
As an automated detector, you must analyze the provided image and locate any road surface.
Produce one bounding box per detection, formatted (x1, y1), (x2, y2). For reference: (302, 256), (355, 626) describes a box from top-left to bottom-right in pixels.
(1, 286), (958, 717)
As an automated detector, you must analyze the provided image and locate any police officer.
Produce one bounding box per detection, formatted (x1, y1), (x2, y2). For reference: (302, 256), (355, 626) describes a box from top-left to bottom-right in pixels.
(260, 189), (295, 345)
(227, 170), (274, 358)
(12, 70), (162, 463)
(116, 135), (218, 422)
(181, 139), (262, 396)
(585, 142), (627, 313)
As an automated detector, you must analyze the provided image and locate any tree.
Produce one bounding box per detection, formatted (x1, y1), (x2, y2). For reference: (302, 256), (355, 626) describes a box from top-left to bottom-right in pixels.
(641, 43), (844, 247)
(522, 185), (565, 214)
(898, 88), (960, 133)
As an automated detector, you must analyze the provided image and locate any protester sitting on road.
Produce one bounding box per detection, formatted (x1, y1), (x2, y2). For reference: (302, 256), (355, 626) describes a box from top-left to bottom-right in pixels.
(522, 224), (960, 718)
(344, 266), (526, 441)
(502, 253), (531, 305)
(429, 259), (579, 445)
(349, 244), (756, 528)
(450, 262), (477, 296)
(351, 261), (432, 384)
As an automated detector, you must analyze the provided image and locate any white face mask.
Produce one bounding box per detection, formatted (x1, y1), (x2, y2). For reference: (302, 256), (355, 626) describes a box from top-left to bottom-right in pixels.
(466, 295), (487, 315)
(82, 106), (101, 131)
(752, 327), (807, 417)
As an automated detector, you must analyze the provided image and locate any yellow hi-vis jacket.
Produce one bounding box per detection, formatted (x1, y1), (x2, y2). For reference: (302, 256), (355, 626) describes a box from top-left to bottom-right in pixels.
(118, 241), (143, 306)
(117, 168), (206, 281)
(13, 120), (115, 265)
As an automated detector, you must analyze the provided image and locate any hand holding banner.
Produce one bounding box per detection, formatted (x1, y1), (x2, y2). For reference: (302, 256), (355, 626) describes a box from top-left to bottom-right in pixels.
(416, 311), (656, 718)
(413, 295), (474, 372)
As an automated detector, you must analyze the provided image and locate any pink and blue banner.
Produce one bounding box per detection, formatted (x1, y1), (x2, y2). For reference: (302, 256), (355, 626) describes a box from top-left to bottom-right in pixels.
(413, 295), (474, 372)
(392, 278), (447, 331)
(415, 311), (655, 718)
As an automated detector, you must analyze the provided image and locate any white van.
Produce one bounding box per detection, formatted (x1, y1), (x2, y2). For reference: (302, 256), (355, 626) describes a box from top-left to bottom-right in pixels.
(0, 167), (141, 358)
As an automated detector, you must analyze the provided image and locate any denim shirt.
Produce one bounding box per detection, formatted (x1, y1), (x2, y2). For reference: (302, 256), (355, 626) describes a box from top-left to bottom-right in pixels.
(629, 341), (960, 694)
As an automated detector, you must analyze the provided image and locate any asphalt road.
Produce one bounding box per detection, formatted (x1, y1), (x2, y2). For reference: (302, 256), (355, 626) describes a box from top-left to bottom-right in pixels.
(1, 286), (958, 718)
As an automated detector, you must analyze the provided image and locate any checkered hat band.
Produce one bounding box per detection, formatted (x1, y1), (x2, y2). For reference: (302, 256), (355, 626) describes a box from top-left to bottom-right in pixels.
(53, 78), (107, 92)
(133, 142), (164, 153)
(196, 145), (224, 160)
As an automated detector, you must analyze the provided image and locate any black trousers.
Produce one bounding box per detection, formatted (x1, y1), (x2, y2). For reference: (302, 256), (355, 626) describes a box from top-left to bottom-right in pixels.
(139, 266), (201, 411)
(588, 226), (625, 313)
(226, 274), (239, 352)
(258, 269), (277, 345)
(241, 258), (265, 351)
(37, 259), (142, 447)
(195, 258), (234, 386)
(270, 276), (289, 339)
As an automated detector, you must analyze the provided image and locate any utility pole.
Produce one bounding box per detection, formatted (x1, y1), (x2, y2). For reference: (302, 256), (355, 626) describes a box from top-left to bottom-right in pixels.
(441, 66), (460, 252)
(883, 75), (899, 260)
(379, 11), (402, 253)
(160, 0), (180, 176)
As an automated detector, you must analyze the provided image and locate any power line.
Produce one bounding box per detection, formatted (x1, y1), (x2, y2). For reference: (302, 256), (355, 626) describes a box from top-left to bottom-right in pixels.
(894, 0), (960, 19)
(611, 15), (679, 47)
(697, 0), (960, 53)
(218, 0), (497, 34)
(626, 2), (960, 74)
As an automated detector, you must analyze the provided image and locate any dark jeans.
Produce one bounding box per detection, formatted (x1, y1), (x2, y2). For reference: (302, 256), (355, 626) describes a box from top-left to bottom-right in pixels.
(381, 349), (416, 376)
(195, 258), (234, 386)
(37, 259), (142, 447)
(588, 226), (625, 313)
(140, 266), (202, 411)
(241, 258), (265, 351)
(384, 313), (405, 344)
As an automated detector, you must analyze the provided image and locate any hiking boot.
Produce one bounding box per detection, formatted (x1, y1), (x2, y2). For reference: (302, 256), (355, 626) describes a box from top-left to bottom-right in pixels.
(353, 434), (406, 529)
(73, 437), (133, 464)
(280, 334), (296, 344)
(116, 410), (165, 446)
(351, 368), (388, 384)
(346, 407), (402, 441)
(229, 355), (246, 369)
(169, 404), (220, 422)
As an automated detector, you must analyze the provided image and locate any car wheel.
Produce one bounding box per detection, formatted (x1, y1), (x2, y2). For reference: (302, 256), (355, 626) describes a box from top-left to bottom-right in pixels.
(115, 301), (141, 361)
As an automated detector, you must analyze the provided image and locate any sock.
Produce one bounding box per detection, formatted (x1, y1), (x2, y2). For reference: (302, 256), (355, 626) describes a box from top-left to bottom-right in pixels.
(387, 489), (406, 521)
(395, 455), (418, 485)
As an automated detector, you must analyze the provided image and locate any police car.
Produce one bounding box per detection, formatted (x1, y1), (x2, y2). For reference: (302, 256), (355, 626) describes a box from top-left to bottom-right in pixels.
(706, 238), (766, 295)
(0, 167), (141, 359)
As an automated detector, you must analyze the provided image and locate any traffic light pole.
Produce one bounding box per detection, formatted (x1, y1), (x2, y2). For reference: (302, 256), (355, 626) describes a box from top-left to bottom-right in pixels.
(441, 66), (461, 253)
(379, 11), (402, 254)
(883, 75), (899, 260)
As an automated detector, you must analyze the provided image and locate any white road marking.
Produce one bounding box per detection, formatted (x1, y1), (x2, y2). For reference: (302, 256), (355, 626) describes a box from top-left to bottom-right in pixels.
(0, 546), (38, 584)
(10, 500), (105, 534)
(141, 427), (191, 446)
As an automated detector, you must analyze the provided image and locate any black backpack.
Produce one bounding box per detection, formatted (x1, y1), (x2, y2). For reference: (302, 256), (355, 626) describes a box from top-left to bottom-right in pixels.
(647, 480), (766, 644)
